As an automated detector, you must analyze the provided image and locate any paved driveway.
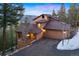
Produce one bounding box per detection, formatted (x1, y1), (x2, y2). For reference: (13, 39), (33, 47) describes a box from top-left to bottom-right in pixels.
(12, 38), (79, 56)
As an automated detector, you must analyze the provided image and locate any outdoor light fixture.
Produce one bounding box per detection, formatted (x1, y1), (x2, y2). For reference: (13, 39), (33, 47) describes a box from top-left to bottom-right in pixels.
(38, 23), (42, 28)
(26, 34), (30, 37)
(37, 23), (46, 33)
(63, 31), (67, 34)
(26, 32), (36, 40)
(42, 29), (46, 32)
(30, 33), (36, 40)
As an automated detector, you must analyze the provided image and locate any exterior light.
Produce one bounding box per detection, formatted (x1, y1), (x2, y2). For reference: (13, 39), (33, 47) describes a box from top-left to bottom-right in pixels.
(63, 31), (66, 34)
(42, 29), (46, 32)
(38, 23), (41, 28)
(26, 34), (30, 37)
(27, 33), (36, 40)
(30, 33), (36, 40)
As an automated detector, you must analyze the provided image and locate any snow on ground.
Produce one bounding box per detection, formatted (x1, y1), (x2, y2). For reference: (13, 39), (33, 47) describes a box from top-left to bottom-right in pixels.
(57, 29), (79, 50)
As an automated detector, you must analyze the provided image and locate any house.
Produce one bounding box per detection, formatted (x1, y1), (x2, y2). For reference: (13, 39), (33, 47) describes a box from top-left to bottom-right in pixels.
(33, 14), (71, 39)
(16, 14), (71, 48)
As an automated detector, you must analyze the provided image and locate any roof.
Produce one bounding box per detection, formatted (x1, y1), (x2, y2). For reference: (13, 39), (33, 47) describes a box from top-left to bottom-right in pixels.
(36, 20), (48, 23)
(44, 20), (71, 31)
(34, 14), (59, 22)
(28, 24), (42, 34)
(16, 23), (42, 34)
(33, 14), (51, 20)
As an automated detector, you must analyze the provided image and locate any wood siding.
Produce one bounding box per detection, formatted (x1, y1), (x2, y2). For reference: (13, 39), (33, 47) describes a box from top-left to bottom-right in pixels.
(44, 30), (70, 39)
(33, 15), (48, 23)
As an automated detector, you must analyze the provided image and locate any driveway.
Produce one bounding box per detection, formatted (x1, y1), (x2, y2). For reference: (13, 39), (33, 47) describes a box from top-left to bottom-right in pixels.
(12, 38), (79, 56)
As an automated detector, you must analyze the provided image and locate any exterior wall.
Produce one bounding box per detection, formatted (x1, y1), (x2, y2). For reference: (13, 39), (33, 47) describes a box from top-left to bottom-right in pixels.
(44, 30), (70, 39)
(33, 15), (48, 23)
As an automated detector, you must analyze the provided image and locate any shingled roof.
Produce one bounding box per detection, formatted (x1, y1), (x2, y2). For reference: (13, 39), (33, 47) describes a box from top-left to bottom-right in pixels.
(44, 20), (71, 31)
(28, 24), (42, 34)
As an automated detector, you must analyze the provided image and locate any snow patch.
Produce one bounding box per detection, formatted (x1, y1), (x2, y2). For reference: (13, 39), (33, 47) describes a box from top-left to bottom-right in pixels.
(57, 29), (79, 50)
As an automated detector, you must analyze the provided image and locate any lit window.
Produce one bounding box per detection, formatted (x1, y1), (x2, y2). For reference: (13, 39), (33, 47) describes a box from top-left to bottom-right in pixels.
(26, 34), (30, 37)
(38, 23), (42, 28)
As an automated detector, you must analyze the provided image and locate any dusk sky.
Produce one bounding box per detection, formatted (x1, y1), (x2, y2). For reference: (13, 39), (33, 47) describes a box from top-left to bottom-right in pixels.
(23, 3), (71, 16)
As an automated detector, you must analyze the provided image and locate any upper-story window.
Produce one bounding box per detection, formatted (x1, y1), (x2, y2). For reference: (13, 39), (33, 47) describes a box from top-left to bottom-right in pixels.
(42, 15), (44, 18)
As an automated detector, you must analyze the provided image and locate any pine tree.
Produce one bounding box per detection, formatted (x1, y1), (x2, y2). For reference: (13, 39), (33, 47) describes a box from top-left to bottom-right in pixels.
(76, 6), (79, 26)
(68, 3), (77, 27)
(0, 3), (24, 55)
(52, 10), (57, 18)
(58, 3), (66, 22)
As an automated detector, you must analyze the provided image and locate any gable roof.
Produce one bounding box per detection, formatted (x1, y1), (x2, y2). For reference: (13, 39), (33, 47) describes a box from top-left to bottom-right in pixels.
(33, 14), (59, 23)
(44, 20), (71, 31)
(33, 14), (51, 20)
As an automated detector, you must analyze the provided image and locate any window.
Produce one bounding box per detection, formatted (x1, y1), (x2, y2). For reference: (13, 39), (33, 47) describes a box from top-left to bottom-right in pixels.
(42, 15), (44, 18)
(17, 32), (22, 39)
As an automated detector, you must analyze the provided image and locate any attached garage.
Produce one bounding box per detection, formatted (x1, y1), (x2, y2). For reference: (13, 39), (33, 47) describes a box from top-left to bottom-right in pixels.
(44, 30), (70, 39)
(44, 20), (71, 39)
